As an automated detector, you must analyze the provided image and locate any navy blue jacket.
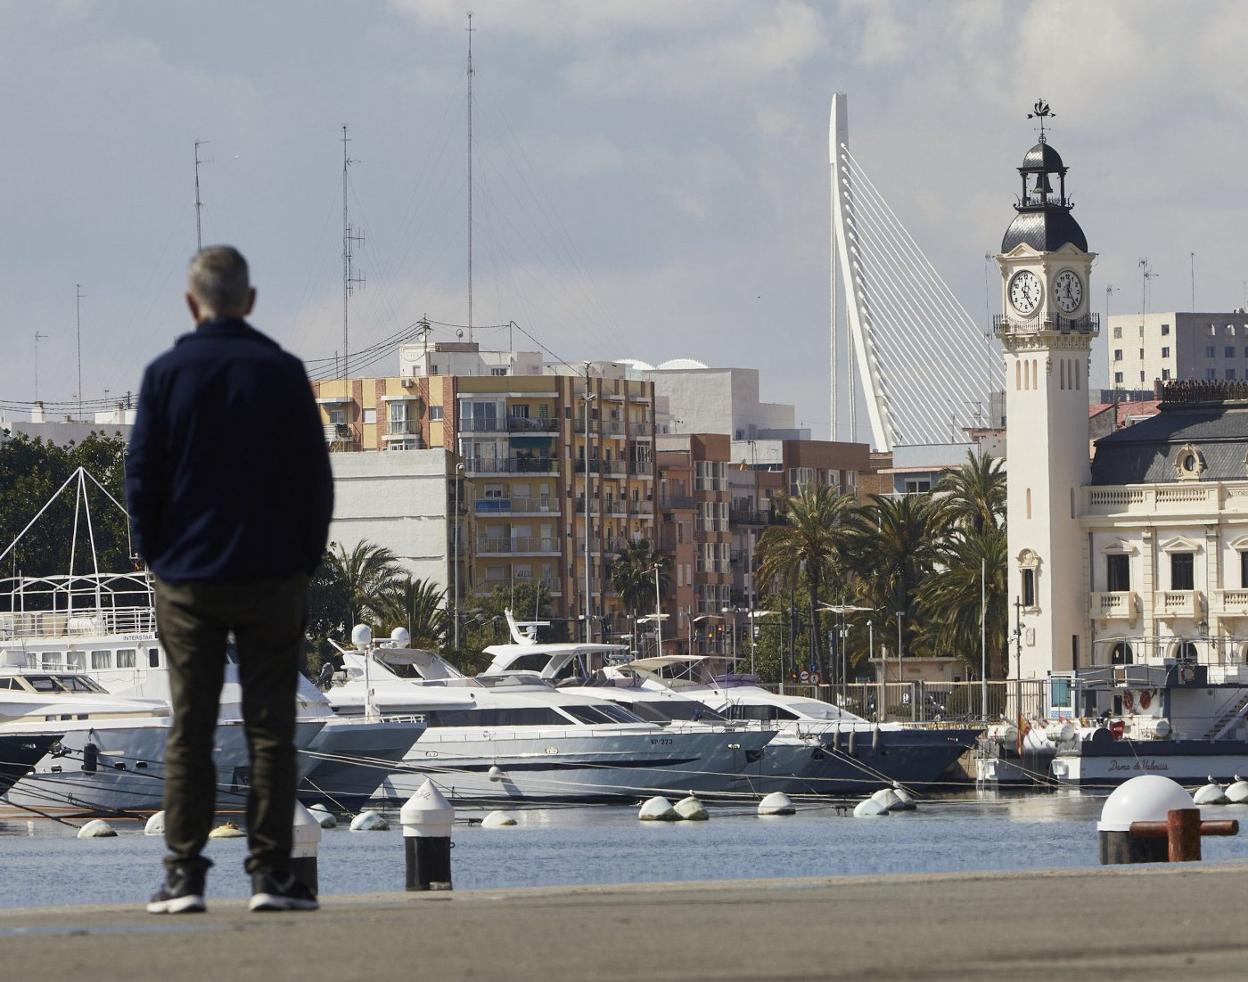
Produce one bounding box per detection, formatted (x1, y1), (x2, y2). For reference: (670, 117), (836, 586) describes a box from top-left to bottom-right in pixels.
(125, 317), (333, 583)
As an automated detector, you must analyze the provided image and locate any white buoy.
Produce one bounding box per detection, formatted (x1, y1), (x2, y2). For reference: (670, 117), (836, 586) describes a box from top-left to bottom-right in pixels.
(870, 787), (903, 812)
(144, 811), (165, 836)
(487, 765), (504, 783)
(350, 809), (390, 831)
(77, 819), (117, 838)
(481, 810), (518, 828)
(890, 784), (917, 811)
(1193, 777), (1228, 806)
(757, 792), (796, 816)
(853, 796), (890, 817)
(1225, 775), (1248, 804)
(674, 795), (709, 821)
(638, 796), (679, 821)
(308, 803), (337, 829)
(209, 821), (246, 839)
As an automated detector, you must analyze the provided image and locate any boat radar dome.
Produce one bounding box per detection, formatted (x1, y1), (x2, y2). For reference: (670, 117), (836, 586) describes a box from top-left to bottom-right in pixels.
(351, 624), (373, 649)
(390, 626), (412, 647)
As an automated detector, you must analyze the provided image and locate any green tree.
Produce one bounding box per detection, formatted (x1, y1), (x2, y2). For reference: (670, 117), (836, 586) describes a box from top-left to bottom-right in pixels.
(319, 541), (405, 628)
(841, 494), (940, 662)
(610, 538), (670, 650)
(919, 523), (1008, 678)
(384, 575), (447, 651)
(756, 484), (855, 683)
(935, 451), (1006, 534)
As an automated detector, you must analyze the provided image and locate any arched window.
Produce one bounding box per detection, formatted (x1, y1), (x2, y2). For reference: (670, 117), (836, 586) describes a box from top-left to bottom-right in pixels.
(1169, 640), (1199, 662)
(1110, 641), (1133, 665)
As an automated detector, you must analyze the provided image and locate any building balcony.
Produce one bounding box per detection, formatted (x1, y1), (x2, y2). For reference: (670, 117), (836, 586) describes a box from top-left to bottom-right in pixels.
(660, 495), (696, 511)
(573, 459), (626, 475)
(507, 416), (559, 433)
(464, 456), (558, 475)
(1090, 591), (1138, 621)
(574, 419), (626, 436)
(1154, 590), (1204, 620)
(992, 313), (1099, 338)
(472, 495), (557, 516)
(476, 536), (561, 556)
(1214, 590), (1248, 617)
(628, 462), (654, 478)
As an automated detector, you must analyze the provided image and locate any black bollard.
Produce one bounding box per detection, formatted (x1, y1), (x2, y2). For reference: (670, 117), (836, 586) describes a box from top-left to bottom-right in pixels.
(401, 780), (454, 892)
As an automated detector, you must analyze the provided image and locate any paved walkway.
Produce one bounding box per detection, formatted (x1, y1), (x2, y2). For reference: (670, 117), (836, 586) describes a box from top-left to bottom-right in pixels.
(3, 863), (1246, 981)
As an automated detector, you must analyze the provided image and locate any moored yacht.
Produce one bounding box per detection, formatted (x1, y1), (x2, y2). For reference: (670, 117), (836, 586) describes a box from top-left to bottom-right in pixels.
(327, 627), (758, 804)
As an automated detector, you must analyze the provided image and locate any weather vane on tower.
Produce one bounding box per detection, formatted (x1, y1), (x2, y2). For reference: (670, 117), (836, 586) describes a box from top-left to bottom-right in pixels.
(1027, 99), (1054, 141)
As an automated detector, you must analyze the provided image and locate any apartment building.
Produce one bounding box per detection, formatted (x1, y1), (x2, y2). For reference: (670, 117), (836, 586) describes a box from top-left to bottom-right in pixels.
(311, 342), (658, 638)
(1107, 310), (1248, 391)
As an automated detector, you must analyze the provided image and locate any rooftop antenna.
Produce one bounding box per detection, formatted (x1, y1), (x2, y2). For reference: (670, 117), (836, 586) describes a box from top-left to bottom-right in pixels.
(1190, 251), (1196, 310)
(74, 284), (83, 419)
(1138, 258), (1156, 316)
(193, 139), (209, 250)
(341, 124), (365, 379)
(466, 11), (476, 343)
(1026, 98), (1054, 142)
(33, 331), (48, 403)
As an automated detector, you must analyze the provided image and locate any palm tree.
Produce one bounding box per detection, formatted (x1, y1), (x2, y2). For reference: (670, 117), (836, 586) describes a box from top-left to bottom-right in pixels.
(936, 451), (1006, 535)
(919, 524), (1008, 678)
(610, 539), (670, 651)
(841, 494), (940, 662)
(385, 575), (447, 651)
(322, 541), (406, 629)
(756, 484), (855, 683)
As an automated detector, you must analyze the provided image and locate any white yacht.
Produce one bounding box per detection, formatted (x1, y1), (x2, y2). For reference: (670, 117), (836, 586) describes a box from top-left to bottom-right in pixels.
(595, 654), (979, 796)
(327, 627), (754, 804)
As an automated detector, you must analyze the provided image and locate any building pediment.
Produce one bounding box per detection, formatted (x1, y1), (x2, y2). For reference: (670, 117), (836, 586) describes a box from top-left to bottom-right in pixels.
(1158, 535), (1203, 554)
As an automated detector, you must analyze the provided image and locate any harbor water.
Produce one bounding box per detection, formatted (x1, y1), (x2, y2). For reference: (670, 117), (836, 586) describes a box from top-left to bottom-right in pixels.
(5, 792), (1248, 908)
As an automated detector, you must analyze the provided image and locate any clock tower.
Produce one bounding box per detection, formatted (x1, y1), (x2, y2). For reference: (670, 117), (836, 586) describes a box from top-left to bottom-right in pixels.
(995, 102), (1097, 680)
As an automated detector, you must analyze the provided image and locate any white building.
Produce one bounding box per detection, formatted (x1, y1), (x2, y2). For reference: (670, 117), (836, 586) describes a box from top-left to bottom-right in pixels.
(1107, 311), (1248, 391)
(625, 361), (804, 440)
(1, 403), (136, 446)
(400, 340), (544, 378)
(328, 448), (454, 592)
(996, 133), (1098, 680)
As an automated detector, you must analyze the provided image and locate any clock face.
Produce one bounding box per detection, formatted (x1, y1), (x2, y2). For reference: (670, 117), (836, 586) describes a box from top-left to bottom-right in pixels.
(1009, 270), (1042, 316)
(1054, 269), (1083, 313)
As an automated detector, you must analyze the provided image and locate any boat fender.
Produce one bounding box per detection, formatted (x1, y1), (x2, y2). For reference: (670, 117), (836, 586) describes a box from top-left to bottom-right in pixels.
(308, 803), (338, 829)
(889, 783), (917, 811)
(487, 765), (504, 783)
(82, 743), (98, 774)
(481, 810), (518, 828)
(144, 811), (165, 836)
(77, 819), (117, 839)
(1193, 778), (1229, 806)
(1225, 775), (1248, 805)
(847, 728), (856, 755)
(872, 725), (881, 750)
(757, 792), (796, 816)
(350, 810), (391, 831)
(853, 796), (889, 817)
(209, 821), (246, 839)
(674, 795), (709, 821)
(638, 796), (679, 821)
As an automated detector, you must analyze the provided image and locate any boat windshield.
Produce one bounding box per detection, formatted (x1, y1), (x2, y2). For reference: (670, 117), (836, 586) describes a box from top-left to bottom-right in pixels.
(784, 698), (855, 721)
(22, 674), (106, 693)
(614, 700), (726, 723)
(561, 703), (647, 725)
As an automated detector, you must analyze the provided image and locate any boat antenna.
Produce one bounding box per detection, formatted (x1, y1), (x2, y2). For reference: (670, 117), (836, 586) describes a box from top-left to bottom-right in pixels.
(75, 283), (84, 419)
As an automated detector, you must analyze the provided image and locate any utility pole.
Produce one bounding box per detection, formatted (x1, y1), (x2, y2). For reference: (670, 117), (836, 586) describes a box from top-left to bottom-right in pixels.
(33, 331), (48, 402)
(582, 364), (595, 643)
(1138, 258), (1156, 317)
(1190, 252), (1196, 310)
(341, 125), (365, 380)
(74, 284), (83, 419)
(466, 11), (475, 342)
(1013, 596), (1024, 754)
(193, 139), (209, 251)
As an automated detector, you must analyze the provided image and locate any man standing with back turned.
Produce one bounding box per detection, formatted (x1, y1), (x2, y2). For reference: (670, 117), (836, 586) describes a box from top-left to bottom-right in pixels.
(126, 246), (333, 914)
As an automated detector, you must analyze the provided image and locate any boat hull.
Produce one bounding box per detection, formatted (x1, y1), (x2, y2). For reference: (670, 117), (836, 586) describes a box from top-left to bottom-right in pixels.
(298, 717), (427, 808)
(1053, 739), (1248, 788)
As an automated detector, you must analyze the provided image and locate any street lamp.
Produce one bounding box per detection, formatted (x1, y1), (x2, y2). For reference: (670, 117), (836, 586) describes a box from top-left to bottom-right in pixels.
(651, 562), (663, 656)
(720, 607), (740, 663)
(637, 612), (669, 657)
(452, 460), (465, 654)
(820, 603), (873, 686)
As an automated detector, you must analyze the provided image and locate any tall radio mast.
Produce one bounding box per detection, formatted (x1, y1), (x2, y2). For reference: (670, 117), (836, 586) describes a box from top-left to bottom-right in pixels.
(193, 139), (209, 250)
(341, 125), (365, 379)
(466, 11), (475, 343)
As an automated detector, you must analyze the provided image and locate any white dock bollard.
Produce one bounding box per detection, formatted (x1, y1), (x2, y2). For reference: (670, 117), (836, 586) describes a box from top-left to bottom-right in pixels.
(291, 802), (322, 894)
(144, 811), (165, 836)
(401, 779), (454, 891)
(1098, 775), (1192, 864)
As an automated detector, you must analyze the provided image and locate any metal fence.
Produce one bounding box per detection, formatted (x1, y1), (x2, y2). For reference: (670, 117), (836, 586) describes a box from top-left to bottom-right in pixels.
(767, 679), (1049, 724)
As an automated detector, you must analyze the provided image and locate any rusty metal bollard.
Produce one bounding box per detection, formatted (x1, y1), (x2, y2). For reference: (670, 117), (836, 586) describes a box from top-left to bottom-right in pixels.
(1128, 808), (1238, 863)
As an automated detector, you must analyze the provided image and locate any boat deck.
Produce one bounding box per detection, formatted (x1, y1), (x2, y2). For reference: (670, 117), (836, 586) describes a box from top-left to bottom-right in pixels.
(3, 862), (1246, 981)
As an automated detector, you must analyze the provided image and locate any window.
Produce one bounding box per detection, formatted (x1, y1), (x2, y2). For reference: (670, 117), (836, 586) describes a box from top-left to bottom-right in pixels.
(1106, 554), (1130, 592)
(116, 649), (136, 668)
(1207, 346), (1217, 358)
(1241, 550), (1248, 589)
(90, 650), (112, 670)
(1228, 347), (1237, 358)
(1170, 552), (1194, 591)
(1161, 324), (1170, 336)
(1161, 347), (1170, 358)
(1021, 568), (1036, 607)
(1113, 349), (1123, 361)
(1139, 372), (1145, 383)
(1230, 370), (1239, 381)
(1162, 369), (1171, 380)
(1114, 372), (1123, 383)
(1207, 368), (1217, 381)
(148, 649), (161, 668)
(429, 405), (443, 421)
(904, 479), (931, 494)
(1113, 326), (1122, 339)
(491, 368), (507, 376)
(1111, 641), (1134, 665)
(363, 408), (377, 424)
(66, 650), (86, 670)
(1050, 677), (1072, 710)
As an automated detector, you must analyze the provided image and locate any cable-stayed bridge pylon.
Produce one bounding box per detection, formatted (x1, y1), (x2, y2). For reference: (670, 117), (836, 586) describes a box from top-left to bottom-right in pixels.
(829, 93), (1001, 451)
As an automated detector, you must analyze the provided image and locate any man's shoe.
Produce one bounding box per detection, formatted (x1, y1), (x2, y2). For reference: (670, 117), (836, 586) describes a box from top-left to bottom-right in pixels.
(147, 867), (207, 914)
(248, 870), (319, 912)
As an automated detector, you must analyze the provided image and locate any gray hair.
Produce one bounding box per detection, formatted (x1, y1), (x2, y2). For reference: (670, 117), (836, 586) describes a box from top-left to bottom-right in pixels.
(187, 245), (250, 317)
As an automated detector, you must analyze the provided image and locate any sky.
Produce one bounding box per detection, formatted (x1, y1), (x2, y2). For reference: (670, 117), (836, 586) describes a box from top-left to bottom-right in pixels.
(4, 0), (1248, 441)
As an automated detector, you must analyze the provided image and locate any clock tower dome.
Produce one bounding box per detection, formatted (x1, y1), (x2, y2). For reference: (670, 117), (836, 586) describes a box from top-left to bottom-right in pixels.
(995, 101), (1098, 680)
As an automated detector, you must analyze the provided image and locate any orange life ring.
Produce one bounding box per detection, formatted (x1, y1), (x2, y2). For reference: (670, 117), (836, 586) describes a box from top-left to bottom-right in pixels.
(1139, 690), (1152, 711)
(1123, 690), (1135, 712)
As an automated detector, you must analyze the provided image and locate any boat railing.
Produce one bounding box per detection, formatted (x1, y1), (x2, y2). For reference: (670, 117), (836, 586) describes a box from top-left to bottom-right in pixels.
(0, 605), (157, 641)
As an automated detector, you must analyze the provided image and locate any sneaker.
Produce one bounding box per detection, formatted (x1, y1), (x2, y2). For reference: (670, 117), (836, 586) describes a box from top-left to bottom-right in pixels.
(147, 867), (207, 914)
(248, 870), (319, 912)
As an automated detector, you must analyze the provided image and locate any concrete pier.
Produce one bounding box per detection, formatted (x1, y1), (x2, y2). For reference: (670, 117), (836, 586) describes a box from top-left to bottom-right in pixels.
(3, 863), (1245, 980)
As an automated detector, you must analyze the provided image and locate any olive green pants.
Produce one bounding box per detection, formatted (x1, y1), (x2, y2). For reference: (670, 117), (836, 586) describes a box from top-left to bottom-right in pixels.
(153, 573), (308, 875)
